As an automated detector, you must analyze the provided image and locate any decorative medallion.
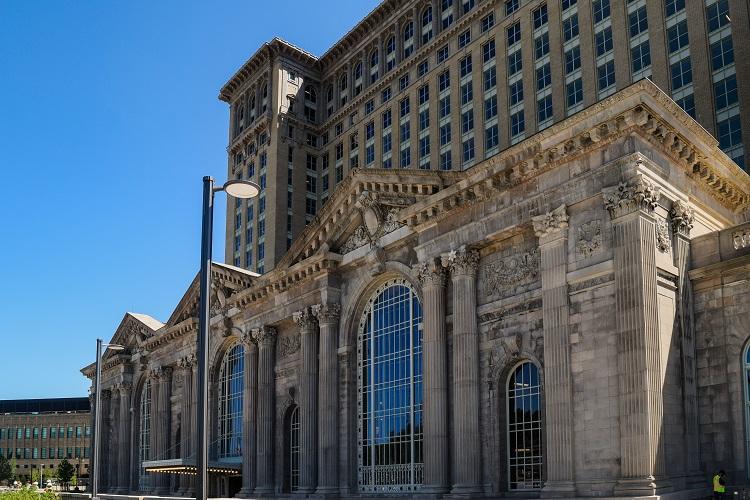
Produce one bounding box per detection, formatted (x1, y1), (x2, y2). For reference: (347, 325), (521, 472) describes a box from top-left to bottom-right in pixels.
(483, 248), (540, 297)
(277, 334), (301, 358)
(337, 191), (406, 254)
(576, 219), (602, 259)
(655, 217), (671, 253)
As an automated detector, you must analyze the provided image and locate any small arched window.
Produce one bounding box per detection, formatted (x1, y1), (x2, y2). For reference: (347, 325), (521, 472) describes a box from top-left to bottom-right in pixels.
(422, 7), (433, 44)
(218, 343), (244, 461)
(507, 361), (543, 490)
(339, 73), (348, 107)
(284, 404), (300, 492)
(138, 380), (152, 491)
(744, 344), (750, 477)
(354, 61), (363, 96)
(370, 49), (379, 84)
(386, 35), (396, 72)
(403, 21), (415, 58)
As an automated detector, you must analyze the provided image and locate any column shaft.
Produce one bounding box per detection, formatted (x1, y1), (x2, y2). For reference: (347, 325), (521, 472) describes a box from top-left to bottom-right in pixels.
(315, 304), (341, 494)
(254, 327), (277, 495)
(118, 384), (132, 494)
(295, 307), (319, 493)
(238, 337), (258, 497)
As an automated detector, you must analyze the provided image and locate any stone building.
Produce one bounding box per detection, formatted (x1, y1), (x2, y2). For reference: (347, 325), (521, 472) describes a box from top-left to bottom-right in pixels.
(0, 398), (91, 484)
(84, 79), (750, 499)
(220, 0), (750, 275)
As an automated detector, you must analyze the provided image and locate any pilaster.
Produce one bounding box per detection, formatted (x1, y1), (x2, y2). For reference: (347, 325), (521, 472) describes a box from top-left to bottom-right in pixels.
(254, 326), (277, 496)
(117, 382), (132, 494)
(603, 176), (671, 495)
(178, 355), (196, 496)
(294, 307), (319, 494)
(313, 303), (341, 495)
(532, 204), (576, 497)
(153, 367), (172, 495)
(238, 331), (258, 498)
(414, 258), (449, 493)
(107, 386), (119, 493)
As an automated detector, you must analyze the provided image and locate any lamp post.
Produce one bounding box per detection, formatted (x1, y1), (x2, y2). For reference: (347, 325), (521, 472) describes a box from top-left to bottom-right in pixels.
(92, 338), (125, 500)
(196, 177), (259, 500)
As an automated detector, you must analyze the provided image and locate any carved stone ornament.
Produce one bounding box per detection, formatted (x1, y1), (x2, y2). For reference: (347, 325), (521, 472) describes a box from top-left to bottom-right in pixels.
(178, 353), (196, 369)
(240, 329), (256, 348)
(338, 191), (406, 254)
(655, 217), (671, 253)
(312, 303), (341, 324)
(483, 248), (540, 297)
(531, 204), (568, 238)
(277, 334), (301, 358)
(602, 175), (661, 219)
(441, 247), (480, 276)
(733, 228), (750, 250)
(413, 258), (446, 287)
(252, 325), (277, 346)
(670, 200), (694, 236)
(576, 219), (602, 258)
(293, 307), (318, 332)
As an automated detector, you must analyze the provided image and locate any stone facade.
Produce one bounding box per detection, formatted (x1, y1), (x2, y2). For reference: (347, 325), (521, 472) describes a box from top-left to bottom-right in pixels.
(83, 80), (750, 499)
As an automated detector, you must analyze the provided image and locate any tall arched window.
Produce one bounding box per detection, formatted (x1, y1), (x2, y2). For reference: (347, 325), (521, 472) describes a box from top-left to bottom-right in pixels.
(284, 405), (300, 492)
(358, 279), (423, 492)
(218, 343), (244, 461)
(249, 94), (256, 122)
(744, 343), (750, 477)
(261, 84), (268, 113)
(339, 73), (348, 107)
(441, 0), (454, 29)
(422, 7), (433, 44)
(138, 380), (151, 491)
(403, 21), (415, 58)
(507, 361), (543, 490)
(370, 49), (379, 84)
(326, 84), (334, 118)
(354, 61), (363, 96)
(386, 35), (396, 72)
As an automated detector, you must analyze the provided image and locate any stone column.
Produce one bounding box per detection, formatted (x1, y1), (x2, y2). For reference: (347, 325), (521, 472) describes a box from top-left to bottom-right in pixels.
(414, 258), (449, 493)
(603, 175), (670, 495)
(118, 382), (132, 494)
(107, 386), (120, 492)
(532, 205), (576, 497)
(442, 248), (482, 494)
(178, 355), (196, 496)
(238, 332), (258, 498)
(147, 370), (161, 495)
(314, 303), (341, 495)
(156, 367), (172, 494)
(671, 201), (701, 482)
(253, 326), (277, 495)
(294, 307), (319, 494)
(99, 389), (112, 491)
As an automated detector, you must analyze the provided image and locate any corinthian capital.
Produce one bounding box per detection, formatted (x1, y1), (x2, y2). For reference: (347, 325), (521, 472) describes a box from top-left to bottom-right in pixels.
(670, 200), (694, 236)
(602, 176), (660, 219)
(441, 247), (480, 277)
(240, 329), (257, 348)
(252, 325), (277, 347)
(413, 257), (446, 287)
(293, 306), (318, 333)
(312, 303), (341, 324)
(532, 204), (568, 238)
(178, 353), (197, 370)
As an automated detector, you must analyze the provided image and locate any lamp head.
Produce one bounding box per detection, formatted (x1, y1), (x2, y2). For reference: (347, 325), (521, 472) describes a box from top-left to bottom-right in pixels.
(222, 180), (260, 199)
(106, 344), (125, 351)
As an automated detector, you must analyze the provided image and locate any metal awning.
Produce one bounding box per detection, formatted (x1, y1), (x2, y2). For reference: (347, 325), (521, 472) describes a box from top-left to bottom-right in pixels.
(142, 458), (241, 476)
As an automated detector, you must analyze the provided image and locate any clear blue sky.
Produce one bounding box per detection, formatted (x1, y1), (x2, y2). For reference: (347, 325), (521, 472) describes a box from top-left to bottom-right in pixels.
(0, 1), (380, 399)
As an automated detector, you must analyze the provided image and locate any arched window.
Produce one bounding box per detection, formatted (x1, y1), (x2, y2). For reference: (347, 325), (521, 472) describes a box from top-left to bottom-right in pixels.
(261, 84), (268, 113)
(441, 0), (454, 29)
(339, 73), (348, 107)
(249, 94), (256, 122)
(744, 344), (750, 477)
(358, 279), (423, 492)
(354, 61), (363, 96)
(218, 343), (244, 461)
(507, 361), (543, 490)
(386, 35), (396, 72)
(370, 49), (379, 84)
(403, 21), (415, 58)
(422, 7), (433, 44)
(326, 84), (334, 118)
(284, 405), (300, 492)
(138, 380), (151, 491)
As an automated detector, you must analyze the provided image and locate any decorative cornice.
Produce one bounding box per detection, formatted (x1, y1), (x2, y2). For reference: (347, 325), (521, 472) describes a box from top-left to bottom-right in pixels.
(312, 303), (341, 324)
(413, 257), (446, 287)
(602, 174), (661, 219)
(293, 306), (318, 332)
(531, 204), (568, 238)
(670, 200), (694, 236)
(441, 247), (480, 277)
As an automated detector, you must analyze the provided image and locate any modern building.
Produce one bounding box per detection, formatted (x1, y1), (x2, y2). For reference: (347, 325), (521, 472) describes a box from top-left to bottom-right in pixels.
(221, 0), (750, 275)
(0, 398), (92, 484)
(85, 77), (750, 498)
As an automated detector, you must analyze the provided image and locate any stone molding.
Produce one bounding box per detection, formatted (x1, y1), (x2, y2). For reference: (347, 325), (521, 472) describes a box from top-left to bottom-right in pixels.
(441, 247), (480, 277)
(312, 303), (341, 324)
(414, 258), (447, 287)
(532, 204), (569, 239)
(670, 200), (694, 237)
(252, 326), (278, 346)
(293, 306), (318, 332)
(602, 174), (661, 219)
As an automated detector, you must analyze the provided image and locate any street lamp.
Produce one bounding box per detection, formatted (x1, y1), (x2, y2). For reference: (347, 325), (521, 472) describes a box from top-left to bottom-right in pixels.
(92, 339), (125, 500)
(196, 177), (259, 500)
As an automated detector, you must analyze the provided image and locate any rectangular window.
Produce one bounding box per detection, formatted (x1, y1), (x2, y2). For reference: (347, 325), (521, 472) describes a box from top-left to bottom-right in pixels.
(382, 87), (392, 102)
(665, 0), (685, 17)
(437, 44), (449, 63)
(565, 46), (581, 74)
(507, 22), (521, 47)
(383, 133), (392, 153)
(667, 20), (689, 54)
(596, 26), (613, 57)
(400, 122), (410, 142)
(258, 219), (266, 237)
(561, 0), (577, 10)
(485, 94), (498, 120)
(714, 74), (738, 111)
(484, 66), (497, 91)
(419, 109), (430, 131)
(366, 121), (375, 140)
(458, 29), (471, 48)
(567, 78), (583, 107)
(537, 95), (553, 123)
(536, 62), (551, 90)
(482, 40), (496, 63)
(461, 109), (474, 133)
(439, 95), (451, 118)
(419, 136), (430, 158)
(593, 0), (610, 23)
(508, 50), (522, 76)
(418, 59), (429, 77)
(382, 109), (392, 128)
(710, 36), (734, 71)
(419, 85), (430, 105)
(462, 137), (475, 163)
(399, 74), (410, 91)
(670, 57), (692, 91)
(505, 0), (519, 15)
(485, 124), (499, 151)
(598, 60), (616, 91)
(440, 123), (452, 146)
(440, 151), (452, 170)
(718, 114), (742, 149)
(509, 80), (524, 106)
(366, 144), (375, 165)
(400, 147), (411, 167)
(676, 93), (695, 118)
(563, 14), (579, 42)
(400, 97), (410, 117)
(534, 33), (549, 60)
(631, 41), (651, 73)
(365, 99), (374, 115)
(460, 56), (472, 78)
(510, 110), (525, 136)
(481, 13), (495, 33)
(533, 5), (548, 29)
(629, 6), (648, 37)
(438, 70), (451, 92)
(706, 0), (730, 32)
(460, 81), (473, 105)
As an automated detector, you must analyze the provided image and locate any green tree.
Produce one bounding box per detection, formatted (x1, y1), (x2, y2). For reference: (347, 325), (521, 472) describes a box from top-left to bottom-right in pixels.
(70, 474), (77, 490)
(57, 459), (74, 490)
(9, 458), (16, 483)
(0, 455), (11, 484)
(30, 469), (39, 487)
